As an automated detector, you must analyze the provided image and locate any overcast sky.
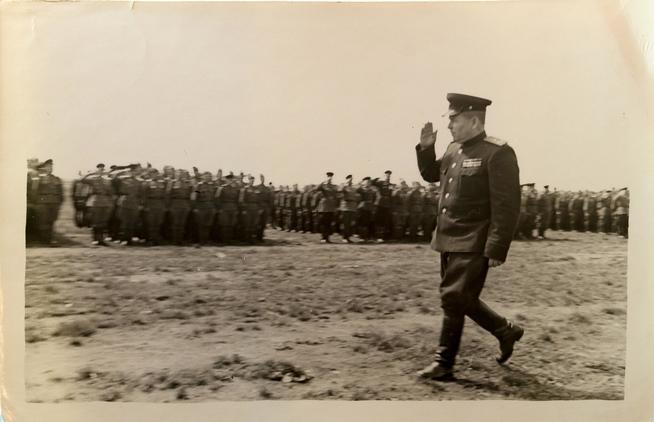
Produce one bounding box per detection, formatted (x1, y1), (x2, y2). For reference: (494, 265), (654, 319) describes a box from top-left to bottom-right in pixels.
(4, 0), (651, 190)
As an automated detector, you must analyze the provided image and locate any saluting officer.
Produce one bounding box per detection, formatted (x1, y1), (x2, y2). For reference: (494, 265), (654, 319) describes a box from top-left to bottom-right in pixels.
(415, 93), (523, 380)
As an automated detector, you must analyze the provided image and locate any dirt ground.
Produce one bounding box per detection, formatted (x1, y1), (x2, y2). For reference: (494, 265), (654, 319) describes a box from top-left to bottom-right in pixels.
(24, 200), (627, 402)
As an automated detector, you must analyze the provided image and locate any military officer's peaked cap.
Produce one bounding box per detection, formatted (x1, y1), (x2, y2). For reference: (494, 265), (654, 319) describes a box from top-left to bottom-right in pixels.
(37, 159), (53, 168)
(444, 93), (492, 117)
(326, 172), (334, 177)
(384, 170), (392, 175)
(345, 174), (352, 180)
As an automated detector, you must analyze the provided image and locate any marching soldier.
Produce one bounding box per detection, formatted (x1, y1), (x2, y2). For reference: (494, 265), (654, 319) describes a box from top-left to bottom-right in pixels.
(339, 175), (360, 243)
(80, 163), (115, 246)
(415, 93), (523, 381)
(316, 172), (339, 243)
(571, 191), (585, 232)
(27, 159), (64, 245)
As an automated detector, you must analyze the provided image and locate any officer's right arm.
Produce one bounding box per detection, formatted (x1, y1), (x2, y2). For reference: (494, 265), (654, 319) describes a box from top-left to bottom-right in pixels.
(415, 144), (442, 183)
(415, 122), (441, 183)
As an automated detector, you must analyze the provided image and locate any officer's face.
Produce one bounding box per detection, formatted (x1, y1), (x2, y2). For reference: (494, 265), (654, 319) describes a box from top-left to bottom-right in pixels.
(448, 113), (477, 142)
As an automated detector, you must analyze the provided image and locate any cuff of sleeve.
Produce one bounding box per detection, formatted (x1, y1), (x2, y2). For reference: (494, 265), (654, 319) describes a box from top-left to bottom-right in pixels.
(484, 242), (509, 262)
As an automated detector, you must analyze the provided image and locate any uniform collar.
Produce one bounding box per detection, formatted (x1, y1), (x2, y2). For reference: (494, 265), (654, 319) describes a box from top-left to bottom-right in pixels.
(459, 131), (486, 147)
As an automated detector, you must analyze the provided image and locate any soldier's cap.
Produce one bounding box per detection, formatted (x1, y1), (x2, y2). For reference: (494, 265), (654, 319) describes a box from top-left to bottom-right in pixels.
(521, 183), (535, 188)
(97, 163), (105, 169)
(225, 174), (234, 179)
(443, 93), (492, 117)
(37, 159), (53, 168)
(544, 185), (550, 189)
(345, 174), (352, 180)
(326, 172), (334, 177)
(384, 170), (392, 175)
(362, 176), (371, 181)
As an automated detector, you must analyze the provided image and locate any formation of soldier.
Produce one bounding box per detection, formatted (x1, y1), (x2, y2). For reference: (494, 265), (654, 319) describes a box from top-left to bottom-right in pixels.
(269, 171), (441, 244)
(517, 184), (630, 240)
(26, 159), (629, 247)
(71, 163), (277, 246)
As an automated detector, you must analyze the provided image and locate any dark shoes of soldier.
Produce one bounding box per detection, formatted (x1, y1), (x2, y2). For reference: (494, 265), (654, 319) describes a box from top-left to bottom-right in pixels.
(416, 362), (454, 381)
(495, 321), (524, 364)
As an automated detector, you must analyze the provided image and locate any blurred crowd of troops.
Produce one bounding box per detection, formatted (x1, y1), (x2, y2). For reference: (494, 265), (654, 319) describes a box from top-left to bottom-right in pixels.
(25, 158), (629, 247)
(517, 183), (630, 240)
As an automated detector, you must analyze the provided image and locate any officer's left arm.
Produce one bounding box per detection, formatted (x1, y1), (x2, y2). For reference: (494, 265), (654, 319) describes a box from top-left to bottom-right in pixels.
(484, 146), (521, 263)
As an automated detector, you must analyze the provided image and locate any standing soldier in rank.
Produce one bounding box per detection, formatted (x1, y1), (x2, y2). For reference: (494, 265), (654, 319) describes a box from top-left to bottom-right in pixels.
(374, 170), (394, 242)
(215, 174), (240, 243)
(27, 159), (64, 246)
(113, 164), (143, 245)
(613, 188), (629, 238)
(256, 176), (274, 241)
(80, 163), (115, 246)
(339, 174), (360, 243)
(356, 177), (378, 242)
(584, 191), (599, 233)
(166, 169), (193, 245)
(141, 169), (167, 246)
(316, 172), (339, 243)
(193, 170), (217, 246)
(422, 183), (440, 243)
(407, 182), (425, 242)
(415, 93), (523, 380)
(238, 175), (261, 244)
(537, 185), (552, 239)
(300, 185), (314, 233)
(390, 181), (411, 241)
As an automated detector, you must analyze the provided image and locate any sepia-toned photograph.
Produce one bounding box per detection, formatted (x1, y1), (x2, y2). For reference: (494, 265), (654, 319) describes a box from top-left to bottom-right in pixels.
(2, 0), (652, 416)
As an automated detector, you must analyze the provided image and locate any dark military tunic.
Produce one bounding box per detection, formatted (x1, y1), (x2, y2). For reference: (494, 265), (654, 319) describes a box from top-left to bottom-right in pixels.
(416, 132), (521, 262)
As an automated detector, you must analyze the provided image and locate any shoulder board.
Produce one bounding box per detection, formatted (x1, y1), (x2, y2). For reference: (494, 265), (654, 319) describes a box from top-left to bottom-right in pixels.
(484, 136), (507, 147)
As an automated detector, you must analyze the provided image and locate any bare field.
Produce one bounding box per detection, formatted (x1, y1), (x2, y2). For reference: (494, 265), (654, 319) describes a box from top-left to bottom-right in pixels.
(25, 205), (627, 402)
